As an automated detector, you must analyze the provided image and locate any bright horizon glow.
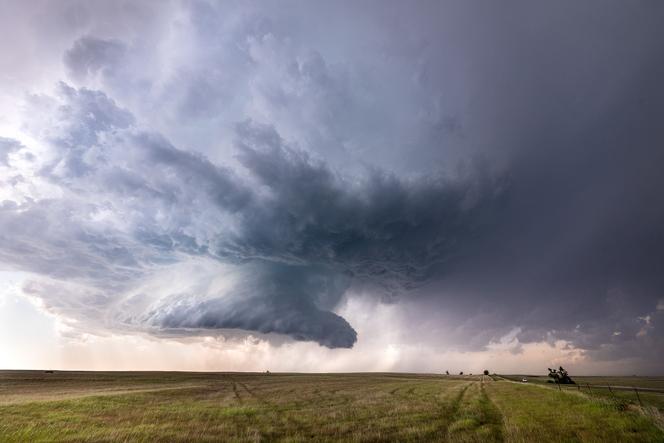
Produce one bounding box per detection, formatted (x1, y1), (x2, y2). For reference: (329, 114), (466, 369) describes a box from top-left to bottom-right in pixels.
(0, 272), (649, 376)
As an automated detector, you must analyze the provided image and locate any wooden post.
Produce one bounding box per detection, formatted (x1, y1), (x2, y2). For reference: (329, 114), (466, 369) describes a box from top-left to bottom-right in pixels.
(587, 383), (592, 395)
(634, 387), (643, 406)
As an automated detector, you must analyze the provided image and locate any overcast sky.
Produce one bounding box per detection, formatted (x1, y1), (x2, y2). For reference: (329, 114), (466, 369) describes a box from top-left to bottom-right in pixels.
(1, 0), (663, 374)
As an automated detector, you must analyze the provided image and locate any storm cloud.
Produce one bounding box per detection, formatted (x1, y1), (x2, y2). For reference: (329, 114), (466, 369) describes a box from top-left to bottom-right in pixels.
(1, 82), (501, 348)
(1, 0), (663, 369)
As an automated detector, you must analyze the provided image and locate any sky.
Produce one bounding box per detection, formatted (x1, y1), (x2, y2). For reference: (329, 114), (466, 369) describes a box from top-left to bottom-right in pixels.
(1, 0), (663, 375)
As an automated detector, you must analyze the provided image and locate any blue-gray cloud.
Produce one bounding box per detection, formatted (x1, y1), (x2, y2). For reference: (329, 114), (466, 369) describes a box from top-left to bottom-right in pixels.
(0, 138), (22, 165)
(64, 36), (126, 82)
(2, 82), (500, 348)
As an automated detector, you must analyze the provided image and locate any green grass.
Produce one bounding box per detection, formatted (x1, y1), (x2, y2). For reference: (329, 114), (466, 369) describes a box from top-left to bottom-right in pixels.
(501, 374), (664, 412)
(501, 374), (664, 390)
(486, 380), (663, 442)
(0, 371), (662, 442)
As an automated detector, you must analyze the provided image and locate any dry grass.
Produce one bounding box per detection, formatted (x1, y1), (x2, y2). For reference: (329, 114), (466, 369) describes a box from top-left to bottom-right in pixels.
(0, 371), (662, 442)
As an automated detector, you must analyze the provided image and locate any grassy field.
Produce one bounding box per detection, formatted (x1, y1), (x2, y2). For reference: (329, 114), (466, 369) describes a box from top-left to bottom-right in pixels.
(501, 374), (664, 412)
(1, 371), (663, 442)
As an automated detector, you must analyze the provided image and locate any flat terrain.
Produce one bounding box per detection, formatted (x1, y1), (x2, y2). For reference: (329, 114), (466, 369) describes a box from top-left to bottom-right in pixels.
(501, 374), (664, 412)
(1, 371), (663, 442)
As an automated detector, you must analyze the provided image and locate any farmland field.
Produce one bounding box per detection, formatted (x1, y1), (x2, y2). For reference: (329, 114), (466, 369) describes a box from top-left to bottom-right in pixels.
(501, 374), (664, 412)
(1, 371), (663, 442)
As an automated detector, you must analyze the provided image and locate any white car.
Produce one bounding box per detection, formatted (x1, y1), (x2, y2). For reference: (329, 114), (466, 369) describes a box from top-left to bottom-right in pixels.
(521, 378), (528, 383)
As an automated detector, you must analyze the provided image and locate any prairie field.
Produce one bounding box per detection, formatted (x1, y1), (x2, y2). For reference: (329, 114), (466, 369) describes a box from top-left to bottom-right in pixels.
(501, 374), (664, 412)
(1, 371), (662, 442)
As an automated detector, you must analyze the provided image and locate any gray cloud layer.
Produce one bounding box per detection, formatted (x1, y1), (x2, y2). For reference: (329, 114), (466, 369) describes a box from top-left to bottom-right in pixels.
(1, 1), (663, 368)
(2, 83), (500, 348)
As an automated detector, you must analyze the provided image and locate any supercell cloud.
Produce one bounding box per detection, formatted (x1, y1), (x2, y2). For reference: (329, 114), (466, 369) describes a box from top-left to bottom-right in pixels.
(1, 1), (663, 371)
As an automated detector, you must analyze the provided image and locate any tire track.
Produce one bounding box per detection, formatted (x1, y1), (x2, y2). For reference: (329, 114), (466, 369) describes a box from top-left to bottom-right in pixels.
(448, 383), (470, 417)
(437, 381), (505, 442)
(478, 382), (505, 442)
(230, 380), (242, 404)
(428, 382), (470, 439)
(237, 381), (275, 407)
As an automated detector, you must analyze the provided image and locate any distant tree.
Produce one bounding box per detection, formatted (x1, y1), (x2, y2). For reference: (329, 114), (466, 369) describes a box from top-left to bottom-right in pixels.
(445, 370), (449, 375)
(547, 366), (575, 384)
(459, 371), (464, 375)
(483, 370), (489, 376)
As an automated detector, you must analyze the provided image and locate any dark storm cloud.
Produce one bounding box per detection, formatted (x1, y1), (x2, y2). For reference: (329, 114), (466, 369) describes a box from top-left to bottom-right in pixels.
(2, 0), (664, 366)
(324, 0), (664, 365)
(146, 262), (357, 349)
(3, 83), (501, 348)
(225, 121), (504, 289)
(438, 9), (664, 359)
(159, 121), (503, 346)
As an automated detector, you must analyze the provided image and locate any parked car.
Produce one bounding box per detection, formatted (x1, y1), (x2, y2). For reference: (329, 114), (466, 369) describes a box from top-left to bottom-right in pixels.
(521, 378), (528, 382)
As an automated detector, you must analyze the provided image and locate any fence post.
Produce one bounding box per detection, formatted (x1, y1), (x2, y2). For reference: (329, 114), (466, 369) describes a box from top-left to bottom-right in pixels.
(587, 383), (592, 395)
(634, 387), (643, 407)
